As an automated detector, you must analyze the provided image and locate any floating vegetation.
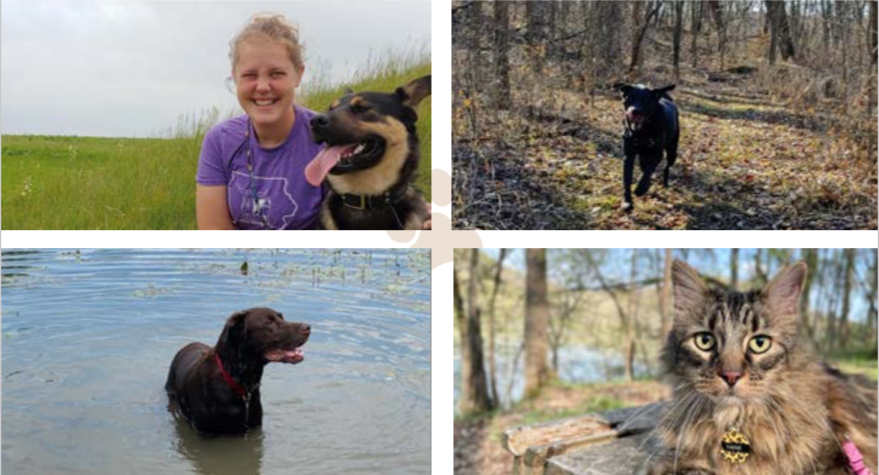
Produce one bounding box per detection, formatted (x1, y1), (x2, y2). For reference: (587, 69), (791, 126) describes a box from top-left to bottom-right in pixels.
(132, 284), (175, 298)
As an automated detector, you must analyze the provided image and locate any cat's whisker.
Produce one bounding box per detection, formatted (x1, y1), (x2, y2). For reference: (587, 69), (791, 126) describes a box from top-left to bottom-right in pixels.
(646, 260), (876, 473)
(673, 393), (705, 473)
(637, 391), (697, 455)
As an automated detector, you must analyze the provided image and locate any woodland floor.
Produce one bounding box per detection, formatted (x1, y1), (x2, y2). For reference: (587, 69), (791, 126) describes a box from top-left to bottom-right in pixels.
(454, 381), (669, 475)
(452, 68), (878, 230)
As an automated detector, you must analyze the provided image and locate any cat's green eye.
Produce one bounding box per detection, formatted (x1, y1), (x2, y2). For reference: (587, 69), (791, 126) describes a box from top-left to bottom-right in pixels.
(693, 332), (715, 351)
(748, 336), (772, 354)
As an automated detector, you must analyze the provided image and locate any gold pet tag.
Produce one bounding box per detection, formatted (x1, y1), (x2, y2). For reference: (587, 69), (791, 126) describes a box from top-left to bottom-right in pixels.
(720, 427), (751, 464)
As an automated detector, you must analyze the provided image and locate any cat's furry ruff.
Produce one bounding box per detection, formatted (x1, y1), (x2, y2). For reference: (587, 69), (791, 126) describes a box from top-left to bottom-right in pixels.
(649, 260), (877, 475)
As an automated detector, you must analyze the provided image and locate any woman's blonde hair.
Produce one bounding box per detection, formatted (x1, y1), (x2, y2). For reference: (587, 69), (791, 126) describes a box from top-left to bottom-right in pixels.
(229, 13), (304, 73)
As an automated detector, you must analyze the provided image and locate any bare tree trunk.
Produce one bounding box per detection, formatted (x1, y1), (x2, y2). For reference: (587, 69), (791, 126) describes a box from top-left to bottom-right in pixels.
(660, 249), (674, 339)
(838, 0), (850, 105)
(494, 1), (512, 110)
(754, 249), (768, 286)
(673, 0), (684, 80)
(486, 248), (508, 408)
(629, 1), (664, 75)
(691, 0), (703, 68)
(839, 249), (855, 349)
(707, 0), (727, 69)
(460, 250), (493, 414)
(821, 0), (832, 58)
(453, 258), (471, 413)
(799, 248), (819, 344)
(625, 251), (639, 382)
(524, 249), (550, 399)
(548, 291), (583, 374)
(765, 1), (796, 62)
(769, 2), (779, 65)
(730, 248), (739, 289)
(869, 249), (878, 346)
(870, 0), (878, 66)
(827, 249), (844, 351)
(527, 1), (551, 72)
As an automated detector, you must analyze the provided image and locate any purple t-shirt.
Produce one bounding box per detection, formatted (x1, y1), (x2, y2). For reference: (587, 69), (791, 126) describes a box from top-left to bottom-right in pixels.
(197, 104), (324, 230)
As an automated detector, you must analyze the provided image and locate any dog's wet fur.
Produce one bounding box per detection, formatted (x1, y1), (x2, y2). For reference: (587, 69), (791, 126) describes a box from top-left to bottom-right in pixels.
(612, 83), (680, 212)
(309, 75), (431, 230)
(165, 308), (310, 435)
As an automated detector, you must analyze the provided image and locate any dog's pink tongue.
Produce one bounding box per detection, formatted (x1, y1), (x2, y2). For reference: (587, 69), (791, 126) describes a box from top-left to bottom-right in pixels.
(305, 144), (355, 187)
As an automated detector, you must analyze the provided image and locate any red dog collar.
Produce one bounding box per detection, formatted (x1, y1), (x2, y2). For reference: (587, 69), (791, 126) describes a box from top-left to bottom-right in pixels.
(215, 353), (247, 398)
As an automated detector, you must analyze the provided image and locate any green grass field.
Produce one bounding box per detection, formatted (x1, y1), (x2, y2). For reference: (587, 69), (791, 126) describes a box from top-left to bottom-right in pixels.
(2, 59), (431, 230)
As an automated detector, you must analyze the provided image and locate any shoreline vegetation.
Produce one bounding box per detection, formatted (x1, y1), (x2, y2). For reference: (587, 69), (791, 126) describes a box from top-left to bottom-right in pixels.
(2, 50), (431, 230)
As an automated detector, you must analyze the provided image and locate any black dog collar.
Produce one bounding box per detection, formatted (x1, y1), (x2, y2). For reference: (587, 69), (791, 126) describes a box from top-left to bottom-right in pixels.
(340, 189), (405, 211)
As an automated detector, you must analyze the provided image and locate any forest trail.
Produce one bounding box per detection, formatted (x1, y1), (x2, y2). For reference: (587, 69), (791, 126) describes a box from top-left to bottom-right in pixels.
(453, 70), (877, 230)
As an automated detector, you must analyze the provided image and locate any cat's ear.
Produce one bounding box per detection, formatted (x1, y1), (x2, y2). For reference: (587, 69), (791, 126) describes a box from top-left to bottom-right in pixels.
(763, 261), (807, 317)
(672, 260), (708, 320)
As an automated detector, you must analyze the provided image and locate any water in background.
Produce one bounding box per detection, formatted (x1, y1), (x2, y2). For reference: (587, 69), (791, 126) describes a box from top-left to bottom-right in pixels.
(454, 345), (649, 410)
(1, 248), (430, 475)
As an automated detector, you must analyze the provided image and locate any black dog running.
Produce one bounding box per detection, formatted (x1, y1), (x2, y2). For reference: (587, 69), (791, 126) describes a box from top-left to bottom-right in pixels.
(612, 83), (680, 212)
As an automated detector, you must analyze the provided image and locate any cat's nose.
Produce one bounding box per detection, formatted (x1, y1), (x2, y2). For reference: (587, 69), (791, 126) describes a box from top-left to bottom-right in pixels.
(721, 371), (743, 387)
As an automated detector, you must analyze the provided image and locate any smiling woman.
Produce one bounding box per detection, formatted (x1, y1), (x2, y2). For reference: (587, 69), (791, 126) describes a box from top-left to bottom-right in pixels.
(196, 13), (432, 231)
(196, 13), (324, 230)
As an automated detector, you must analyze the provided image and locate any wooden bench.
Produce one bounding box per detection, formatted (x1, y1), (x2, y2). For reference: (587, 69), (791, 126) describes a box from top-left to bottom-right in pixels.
(502, 403), (666, 475)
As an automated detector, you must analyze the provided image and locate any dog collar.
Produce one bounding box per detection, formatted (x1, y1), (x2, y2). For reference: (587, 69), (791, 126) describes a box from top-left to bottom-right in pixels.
(215, 353), (247, 398)
(340, 190), (404, 211)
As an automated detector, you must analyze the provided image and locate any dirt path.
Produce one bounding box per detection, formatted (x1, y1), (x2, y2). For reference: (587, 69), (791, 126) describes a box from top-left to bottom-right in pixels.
(453, 74), (877, 230)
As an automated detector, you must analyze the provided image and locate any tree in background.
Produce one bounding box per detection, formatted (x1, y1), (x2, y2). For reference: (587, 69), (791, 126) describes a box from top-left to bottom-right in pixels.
(454, 248), (877, 412)
(454, 250), (493, 414)
(660, 249), (674, 339)
(524, 249), (551, 398)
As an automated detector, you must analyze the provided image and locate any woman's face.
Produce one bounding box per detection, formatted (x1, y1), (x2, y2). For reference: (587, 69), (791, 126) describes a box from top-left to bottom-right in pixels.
(233, 39), (303, 128)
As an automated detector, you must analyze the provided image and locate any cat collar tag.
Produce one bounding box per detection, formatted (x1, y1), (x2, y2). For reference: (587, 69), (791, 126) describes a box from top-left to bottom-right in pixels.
(720, 427), (751, 464)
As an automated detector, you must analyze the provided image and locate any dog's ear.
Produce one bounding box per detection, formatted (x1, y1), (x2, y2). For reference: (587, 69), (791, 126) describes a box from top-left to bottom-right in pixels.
(653, 84), (676, 97)
(219, 310), (248, 346)
(396, 75), (431, 109)
(612, 83), (633, 96)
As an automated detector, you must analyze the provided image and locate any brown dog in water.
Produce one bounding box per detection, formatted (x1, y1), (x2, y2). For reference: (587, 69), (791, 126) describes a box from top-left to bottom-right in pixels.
(165, 308), (310, 435)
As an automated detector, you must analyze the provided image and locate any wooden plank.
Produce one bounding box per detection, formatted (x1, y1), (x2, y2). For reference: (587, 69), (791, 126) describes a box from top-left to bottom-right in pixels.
(503, 415), (611, 456)
(545, 431), (661, 475)
(502, 403), (667, 475)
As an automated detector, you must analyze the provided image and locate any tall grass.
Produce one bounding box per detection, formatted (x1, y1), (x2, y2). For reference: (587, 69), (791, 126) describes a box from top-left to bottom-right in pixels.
(1, 50), (431, 230)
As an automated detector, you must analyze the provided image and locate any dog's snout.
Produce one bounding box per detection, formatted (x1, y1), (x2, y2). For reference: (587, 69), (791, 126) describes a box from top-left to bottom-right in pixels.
(299, 323), (311, 336)
(310, 115), (330, 130)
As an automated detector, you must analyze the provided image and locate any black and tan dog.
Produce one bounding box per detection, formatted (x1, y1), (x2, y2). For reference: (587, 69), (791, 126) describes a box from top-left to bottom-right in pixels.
(305, 75), (431, 230)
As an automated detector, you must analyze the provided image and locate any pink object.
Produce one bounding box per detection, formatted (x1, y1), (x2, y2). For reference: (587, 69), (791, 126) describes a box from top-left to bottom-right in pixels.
(304, 144), (357, 187)
(843, 438), (875, 475)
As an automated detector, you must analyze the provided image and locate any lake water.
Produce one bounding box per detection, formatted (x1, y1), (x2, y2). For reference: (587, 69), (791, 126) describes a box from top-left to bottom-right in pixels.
(1, 248), (431, 475)
(454, 345), (650, 409)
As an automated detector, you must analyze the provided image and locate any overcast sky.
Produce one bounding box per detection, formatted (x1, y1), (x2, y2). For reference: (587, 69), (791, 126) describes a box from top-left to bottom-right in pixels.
(1, 1), (431, 138)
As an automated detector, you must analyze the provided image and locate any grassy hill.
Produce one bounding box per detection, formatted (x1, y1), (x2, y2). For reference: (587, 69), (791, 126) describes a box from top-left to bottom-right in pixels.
(1, 60), (431, 230)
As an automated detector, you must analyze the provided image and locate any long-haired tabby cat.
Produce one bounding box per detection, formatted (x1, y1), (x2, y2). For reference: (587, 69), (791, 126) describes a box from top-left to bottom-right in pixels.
(649, 260), (877, 475)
